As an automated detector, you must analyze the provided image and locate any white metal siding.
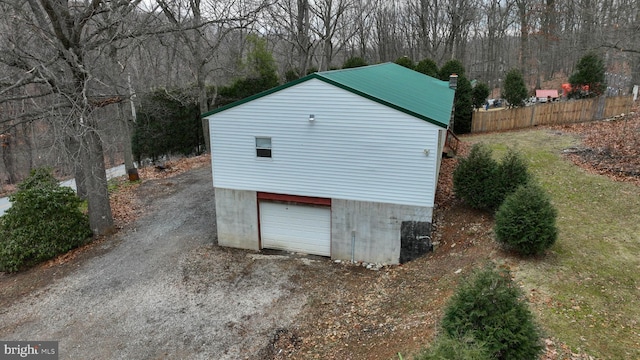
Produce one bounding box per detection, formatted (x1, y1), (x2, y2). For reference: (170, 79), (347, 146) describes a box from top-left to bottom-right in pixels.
(260, 202), (331, 256)
(208, 79), (443, 207)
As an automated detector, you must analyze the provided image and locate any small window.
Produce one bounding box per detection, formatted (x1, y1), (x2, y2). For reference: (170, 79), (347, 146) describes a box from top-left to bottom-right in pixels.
(255, 137), (272, 158)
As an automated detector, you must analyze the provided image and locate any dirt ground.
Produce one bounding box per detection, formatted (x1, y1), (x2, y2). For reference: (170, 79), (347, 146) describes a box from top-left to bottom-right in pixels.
(0, 167), (309, 359)
(0, 155), (503, 359)
(0, 160), (543, 360)
(1, 111), (637, 359)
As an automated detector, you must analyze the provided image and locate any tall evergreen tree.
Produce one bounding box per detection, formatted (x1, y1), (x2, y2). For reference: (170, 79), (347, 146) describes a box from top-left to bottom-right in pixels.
(438, 59), (466, 80)
(453, 76), (474, 134)
(472, 82), (491, 109)
(440, 60), (472, 134)
(569, 52), (606, 98)
(395, 56), (415, 69)
(415, 58), (439, 77)
(502, 69), (528, 107)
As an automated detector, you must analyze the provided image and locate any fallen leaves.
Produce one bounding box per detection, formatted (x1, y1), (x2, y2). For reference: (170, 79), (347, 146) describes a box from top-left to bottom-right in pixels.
(136, 154), (211, 180)
(109, 154), (211, 227)
(552, 108), (640, 186)
(434, 141), (470, 209)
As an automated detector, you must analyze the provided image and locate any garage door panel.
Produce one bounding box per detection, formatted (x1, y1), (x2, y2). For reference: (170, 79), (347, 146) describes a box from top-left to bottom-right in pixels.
(260, 202), (330, 256)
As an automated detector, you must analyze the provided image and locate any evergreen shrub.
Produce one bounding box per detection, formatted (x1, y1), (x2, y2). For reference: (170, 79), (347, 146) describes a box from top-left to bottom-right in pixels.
(501, 69), (528, 107)
(453, 143), (499, 209)
(495, 148), (531, 205)
(133, 88), (204, 163)
(453, 144), (530, 210)
(441, 266), (543, 360)
(342, 57), (367, 68)
(415, 58), (438, 77)
(471, 82), (490, 109)
(395, 56), (415, 69)
(0, 168), (92, 272)
(494, 182), (558, 255)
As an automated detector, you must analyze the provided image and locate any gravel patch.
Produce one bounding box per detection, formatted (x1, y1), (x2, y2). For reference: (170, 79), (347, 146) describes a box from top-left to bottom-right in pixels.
(0, 167), (307, 359)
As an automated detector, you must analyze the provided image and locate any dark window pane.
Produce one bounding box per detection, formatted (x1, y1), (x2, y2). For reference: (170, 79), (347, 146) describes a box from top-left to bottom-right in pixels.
(256, 148), (272, 158)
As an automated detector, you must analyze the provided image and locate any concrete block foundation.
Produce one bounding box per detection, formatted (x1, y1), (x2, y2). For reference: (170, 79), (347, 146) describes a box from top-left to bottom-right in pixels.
(214, 188), (259, 250)
(331, 199), (433, 264)
(213, 189), (433, 264)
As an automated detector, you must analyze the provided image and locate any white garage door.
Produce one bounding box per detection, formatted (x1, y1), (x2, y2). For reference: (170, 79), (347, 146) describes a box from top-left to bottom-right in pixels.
(259, 202), (331, 256)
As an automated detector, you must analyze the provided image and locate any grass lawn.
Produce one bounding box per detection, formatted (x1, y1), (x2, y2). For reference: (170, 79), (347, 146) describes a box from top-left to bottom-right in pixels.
(464, 129), (640, 360)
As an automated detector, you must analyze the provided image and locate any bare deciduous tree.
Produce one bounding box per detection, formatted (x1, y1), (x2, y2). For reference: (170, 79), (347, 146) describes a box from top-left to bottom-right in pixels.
(156, 0), (270, 149)
(0, 0), (162, 234)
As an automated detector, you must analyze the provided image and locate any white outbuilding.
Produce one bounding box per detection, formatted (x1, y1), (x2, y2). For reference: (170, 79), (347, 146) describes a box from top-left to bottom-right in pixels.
(203, 62), (455, 264)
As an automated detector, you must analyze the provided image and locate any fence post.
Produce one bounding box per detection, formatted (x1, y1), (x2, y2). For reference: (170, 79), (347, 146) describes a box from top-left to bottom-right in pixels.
(594, 96), (606, 120)
(530, 105), (536, 126)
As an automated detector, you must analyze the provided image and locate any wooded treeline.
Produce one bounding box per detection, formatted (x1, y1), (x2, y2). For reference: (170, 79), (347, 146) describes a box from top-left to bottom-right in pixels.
(1, 0), (638, 234)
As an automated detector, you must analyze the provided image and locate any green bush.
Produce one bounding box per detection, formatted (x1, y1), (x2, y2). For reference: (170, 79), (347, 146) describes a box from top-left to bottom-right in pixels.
(343, 56), (368, 68)
(501, 68), (528, 107)
(436, 59), (473, 134)
(471, 82), (490, 109)
(215, 75), (279, 107)
(453, 143), (499, 209)
(133, 88), (204, 163)
(284, 69), (300, 82)
(495, 148), (531, 205)
(569, 52), (605, 98)
(414, 335), (490, 360)
(441, 266), (542, 360)
(454, 144), (530, 210)
(415, 58), (438, 78)
(452, 75), (474, 134)
(0, 168), (92, 272)
(395, 56), (415, 69)
(494, 182), (558, 256)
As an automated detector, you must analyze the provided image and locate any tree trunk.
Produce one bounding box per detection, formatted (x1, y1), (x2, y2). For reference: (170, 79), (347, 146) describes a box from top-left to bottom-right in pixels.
(516, 0), (529, 80)
(543, 0), (557, 80)
(196, 60), (209, 152)
(579, 0), (594, 52)
(66, 135), (88, 200)
(1, 130), (16, 184)
(631, 8), (640, 92)
(297, 0), (311, 74)
(118, 102), (137, 181)
(191, 1), (211, 153)
(22, 121), (35, 172)
(82, 127), (114, 235)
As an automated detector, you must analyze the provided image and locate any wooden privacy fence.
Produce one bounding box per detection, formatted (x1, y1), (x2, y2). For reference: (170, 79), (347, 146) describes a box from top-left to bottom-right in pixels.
(471, 95), (634, 133)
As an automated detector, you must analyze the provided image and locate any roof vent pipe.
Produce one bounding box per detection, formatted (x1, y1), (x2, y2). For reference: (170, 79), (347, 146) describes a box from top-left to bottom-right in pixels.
(449, 74), (458, 90)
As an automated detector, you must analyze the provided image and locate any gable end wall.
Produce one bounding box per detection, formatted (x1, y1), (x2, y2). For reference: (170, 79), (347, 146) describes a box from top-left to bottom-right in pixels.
(207, 79), (442, 208)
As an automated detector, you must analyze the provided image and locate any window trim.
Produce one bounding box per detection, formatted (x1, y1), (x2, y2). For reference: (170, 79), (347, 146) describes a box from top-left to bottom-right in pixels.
(255, 136), (272, 158)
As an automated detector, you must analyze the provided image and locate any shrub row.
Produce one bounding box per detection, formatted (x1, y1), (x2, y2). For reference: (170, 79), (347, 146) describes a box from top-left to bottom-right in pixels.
(416, 143), (558, 358)
(453, 143), (530, 211)
(453, 143), (558, 256)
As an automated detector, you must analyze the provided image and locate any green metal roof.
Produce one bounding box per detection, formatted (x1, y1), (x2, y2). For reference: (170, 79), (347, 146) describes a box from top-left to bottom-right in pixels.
(202, 62), (455, 128)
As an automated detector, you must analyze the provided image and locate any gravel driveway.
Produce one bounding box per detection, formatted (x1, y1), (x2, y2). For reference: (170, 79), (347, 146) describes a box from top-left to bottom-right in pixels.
(0, 167), (309, 359)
